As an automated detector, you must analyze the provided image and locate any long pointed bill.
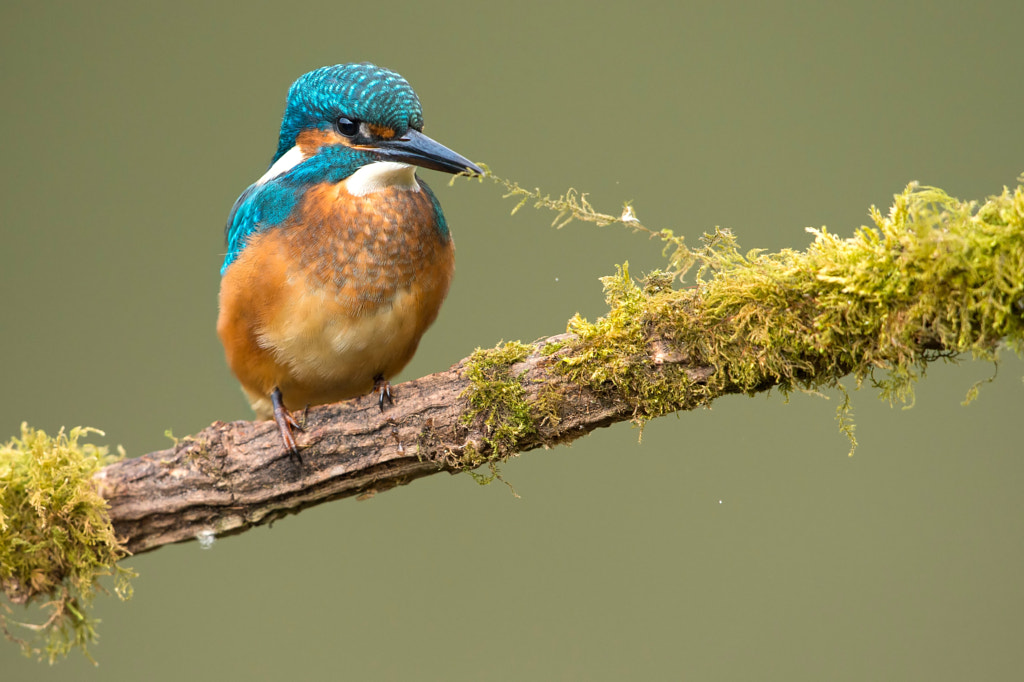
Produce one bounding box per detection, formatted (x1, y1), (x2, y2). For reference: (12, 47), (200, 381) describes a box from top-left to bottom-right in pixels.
(371, 129), (483, 176)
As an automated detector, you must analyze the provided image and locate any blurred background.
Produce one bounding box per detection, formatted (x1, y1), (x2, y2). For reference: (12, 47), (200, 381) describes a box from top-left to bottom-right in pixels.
(2, 1), (1022, 679)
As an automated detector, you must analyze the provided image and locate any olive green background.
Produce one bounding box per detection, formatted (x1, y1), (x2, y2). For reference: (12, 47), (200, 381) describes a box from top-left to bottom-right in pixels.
(2, 1), (1022, 679)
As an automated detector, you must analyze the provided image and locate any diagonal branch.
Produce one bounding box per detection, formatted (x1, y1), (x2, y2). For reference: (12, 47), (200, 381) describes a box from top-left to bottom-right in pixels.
(8, 179), (1021, 665)
(94, 180), (1024, 556)
(95, 332), (697, 555)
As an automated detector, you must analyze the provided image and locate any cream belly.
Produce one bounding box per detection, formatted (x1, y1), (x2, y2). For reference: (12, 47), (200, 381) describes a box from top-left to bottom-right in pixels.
(254, 283), (430, 413)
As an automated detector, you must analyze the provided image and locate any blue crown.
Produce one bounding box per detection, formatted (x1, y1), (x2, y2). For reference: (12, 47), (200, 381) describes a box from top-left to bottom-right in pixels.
(273, 63), (424, 162)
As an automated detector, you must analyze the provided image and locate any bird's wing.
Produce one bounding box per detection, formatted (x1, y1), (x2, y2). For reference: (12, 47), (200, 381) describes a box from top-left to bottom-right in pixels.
(225, 182), (260, 247)
(222, 179), (303, 274)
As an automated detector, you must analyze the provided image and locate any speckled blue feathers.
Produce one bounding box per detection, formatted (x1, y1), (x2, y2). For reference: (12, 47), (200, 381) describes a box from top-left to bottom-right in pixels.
(273, 63), (424, 163)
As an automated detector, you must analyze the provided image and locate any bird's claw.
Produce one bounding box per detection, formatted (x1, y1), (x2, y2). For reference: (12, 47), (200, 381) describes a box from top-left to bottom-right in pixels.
(373, 374), (394, 412)
(271, 387), (303, 464)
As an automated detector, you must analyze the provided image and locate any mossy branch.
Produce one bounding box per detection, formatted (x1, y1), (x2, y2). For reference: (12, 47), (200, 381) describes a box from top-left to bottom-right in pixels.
(2, 177), (1022, 662)
(1, 426), (134, 663)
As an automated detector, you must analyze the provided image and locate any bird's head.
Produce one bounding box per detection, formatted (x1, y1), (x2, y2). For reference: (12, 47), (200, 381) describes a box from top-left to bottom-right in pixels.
(268, 63), (481, 183)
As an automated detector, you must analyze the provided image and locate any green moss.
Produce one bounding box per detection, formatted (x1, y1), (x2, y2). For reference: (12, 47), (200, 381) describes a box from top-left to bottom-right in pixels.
(456, 340), (571, 488)
(460, 341), (536, 460)
(532, 382), (564, 429)
(560, 264), (704, 421)
(558, 182), (1024, 450)
(456, 170), (1024, 454)
(0, 423), (133, 664)
(539, 340), (566, 356)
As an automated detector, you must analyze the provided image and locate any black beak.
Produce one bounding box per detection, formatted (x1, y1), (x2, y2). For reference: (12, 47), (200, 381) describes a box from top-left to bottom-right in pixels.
(372, 129), (483, 176)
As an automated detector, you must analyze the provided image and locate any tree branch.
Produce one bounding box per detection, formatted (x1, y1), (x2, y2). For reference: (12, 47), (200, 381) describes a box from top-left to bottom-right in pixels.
(93, 180), (1024, 556)
(95, 332), (678, 555)
(4, 178), (1023, 663)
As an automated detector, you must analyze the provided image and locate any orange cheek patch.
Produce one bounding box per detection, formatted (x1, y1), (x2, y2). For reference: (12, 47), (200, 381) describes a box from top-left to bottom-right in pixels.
(366, 123), (397, 139)
(295, 128), (347, 154)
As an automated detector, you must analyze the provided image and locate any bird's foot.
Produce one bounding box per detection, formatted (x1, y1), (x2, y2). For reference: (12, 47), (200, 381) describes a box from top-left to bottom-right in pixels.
(373, 374), (394, 412)
(271, 387), (304, 464)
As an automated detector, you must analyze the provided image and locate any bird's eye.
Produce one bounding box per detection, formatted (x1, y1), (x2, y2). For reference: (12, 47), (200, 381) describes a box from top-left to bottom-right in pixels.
(336, 117), (359, 138)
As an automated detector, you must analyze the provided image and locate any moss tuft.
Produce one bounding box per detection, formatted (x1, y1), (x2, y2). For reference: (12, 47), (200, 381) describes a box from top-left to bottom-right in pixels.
(539, 340), (566, 356)
(460, 341), (536, 460)
(0, 423), (133, 663)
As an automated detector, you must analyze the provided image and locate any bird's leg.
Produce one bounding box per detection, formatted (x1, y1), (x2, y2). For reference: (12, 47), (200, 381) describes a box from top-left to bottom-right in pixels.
(271, 386), (303, 463)
(373, 374), (394, 412)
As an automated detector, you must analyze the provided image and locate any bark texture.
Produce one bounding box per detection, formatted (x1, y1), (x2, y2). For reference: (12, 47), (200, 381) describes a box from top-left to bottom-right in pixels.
(95, 334), (681, 555)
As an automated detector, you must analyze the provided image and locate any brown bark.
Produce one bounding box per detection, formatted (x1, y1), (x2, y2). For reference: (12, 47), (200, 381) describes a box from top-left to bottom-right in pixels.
(95, 333), (679, 556)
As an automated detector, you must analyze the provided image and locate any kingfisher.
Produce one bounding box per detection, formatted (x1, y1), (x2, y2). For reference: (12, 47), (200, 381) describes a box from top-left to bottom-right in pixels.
(217, 63), (482, 456)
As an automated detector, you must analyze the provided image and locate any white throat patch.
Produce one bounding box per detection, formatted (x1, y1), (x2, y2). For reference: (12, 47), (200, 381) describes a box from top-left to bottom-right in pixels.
(345, 161), (420, 196)
(255, 145), (308, 185)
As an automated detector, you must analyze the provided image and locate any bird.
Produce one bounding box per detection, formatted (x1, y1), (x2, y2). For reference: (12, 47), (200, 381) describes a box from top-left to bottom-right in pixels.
(217, 63), (482, 457)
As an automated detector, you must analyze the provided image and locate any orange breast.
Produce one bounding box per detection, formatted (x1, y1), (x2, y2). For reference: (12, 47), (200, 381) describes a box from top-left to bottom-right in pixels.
(217, 179), (454, 418)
